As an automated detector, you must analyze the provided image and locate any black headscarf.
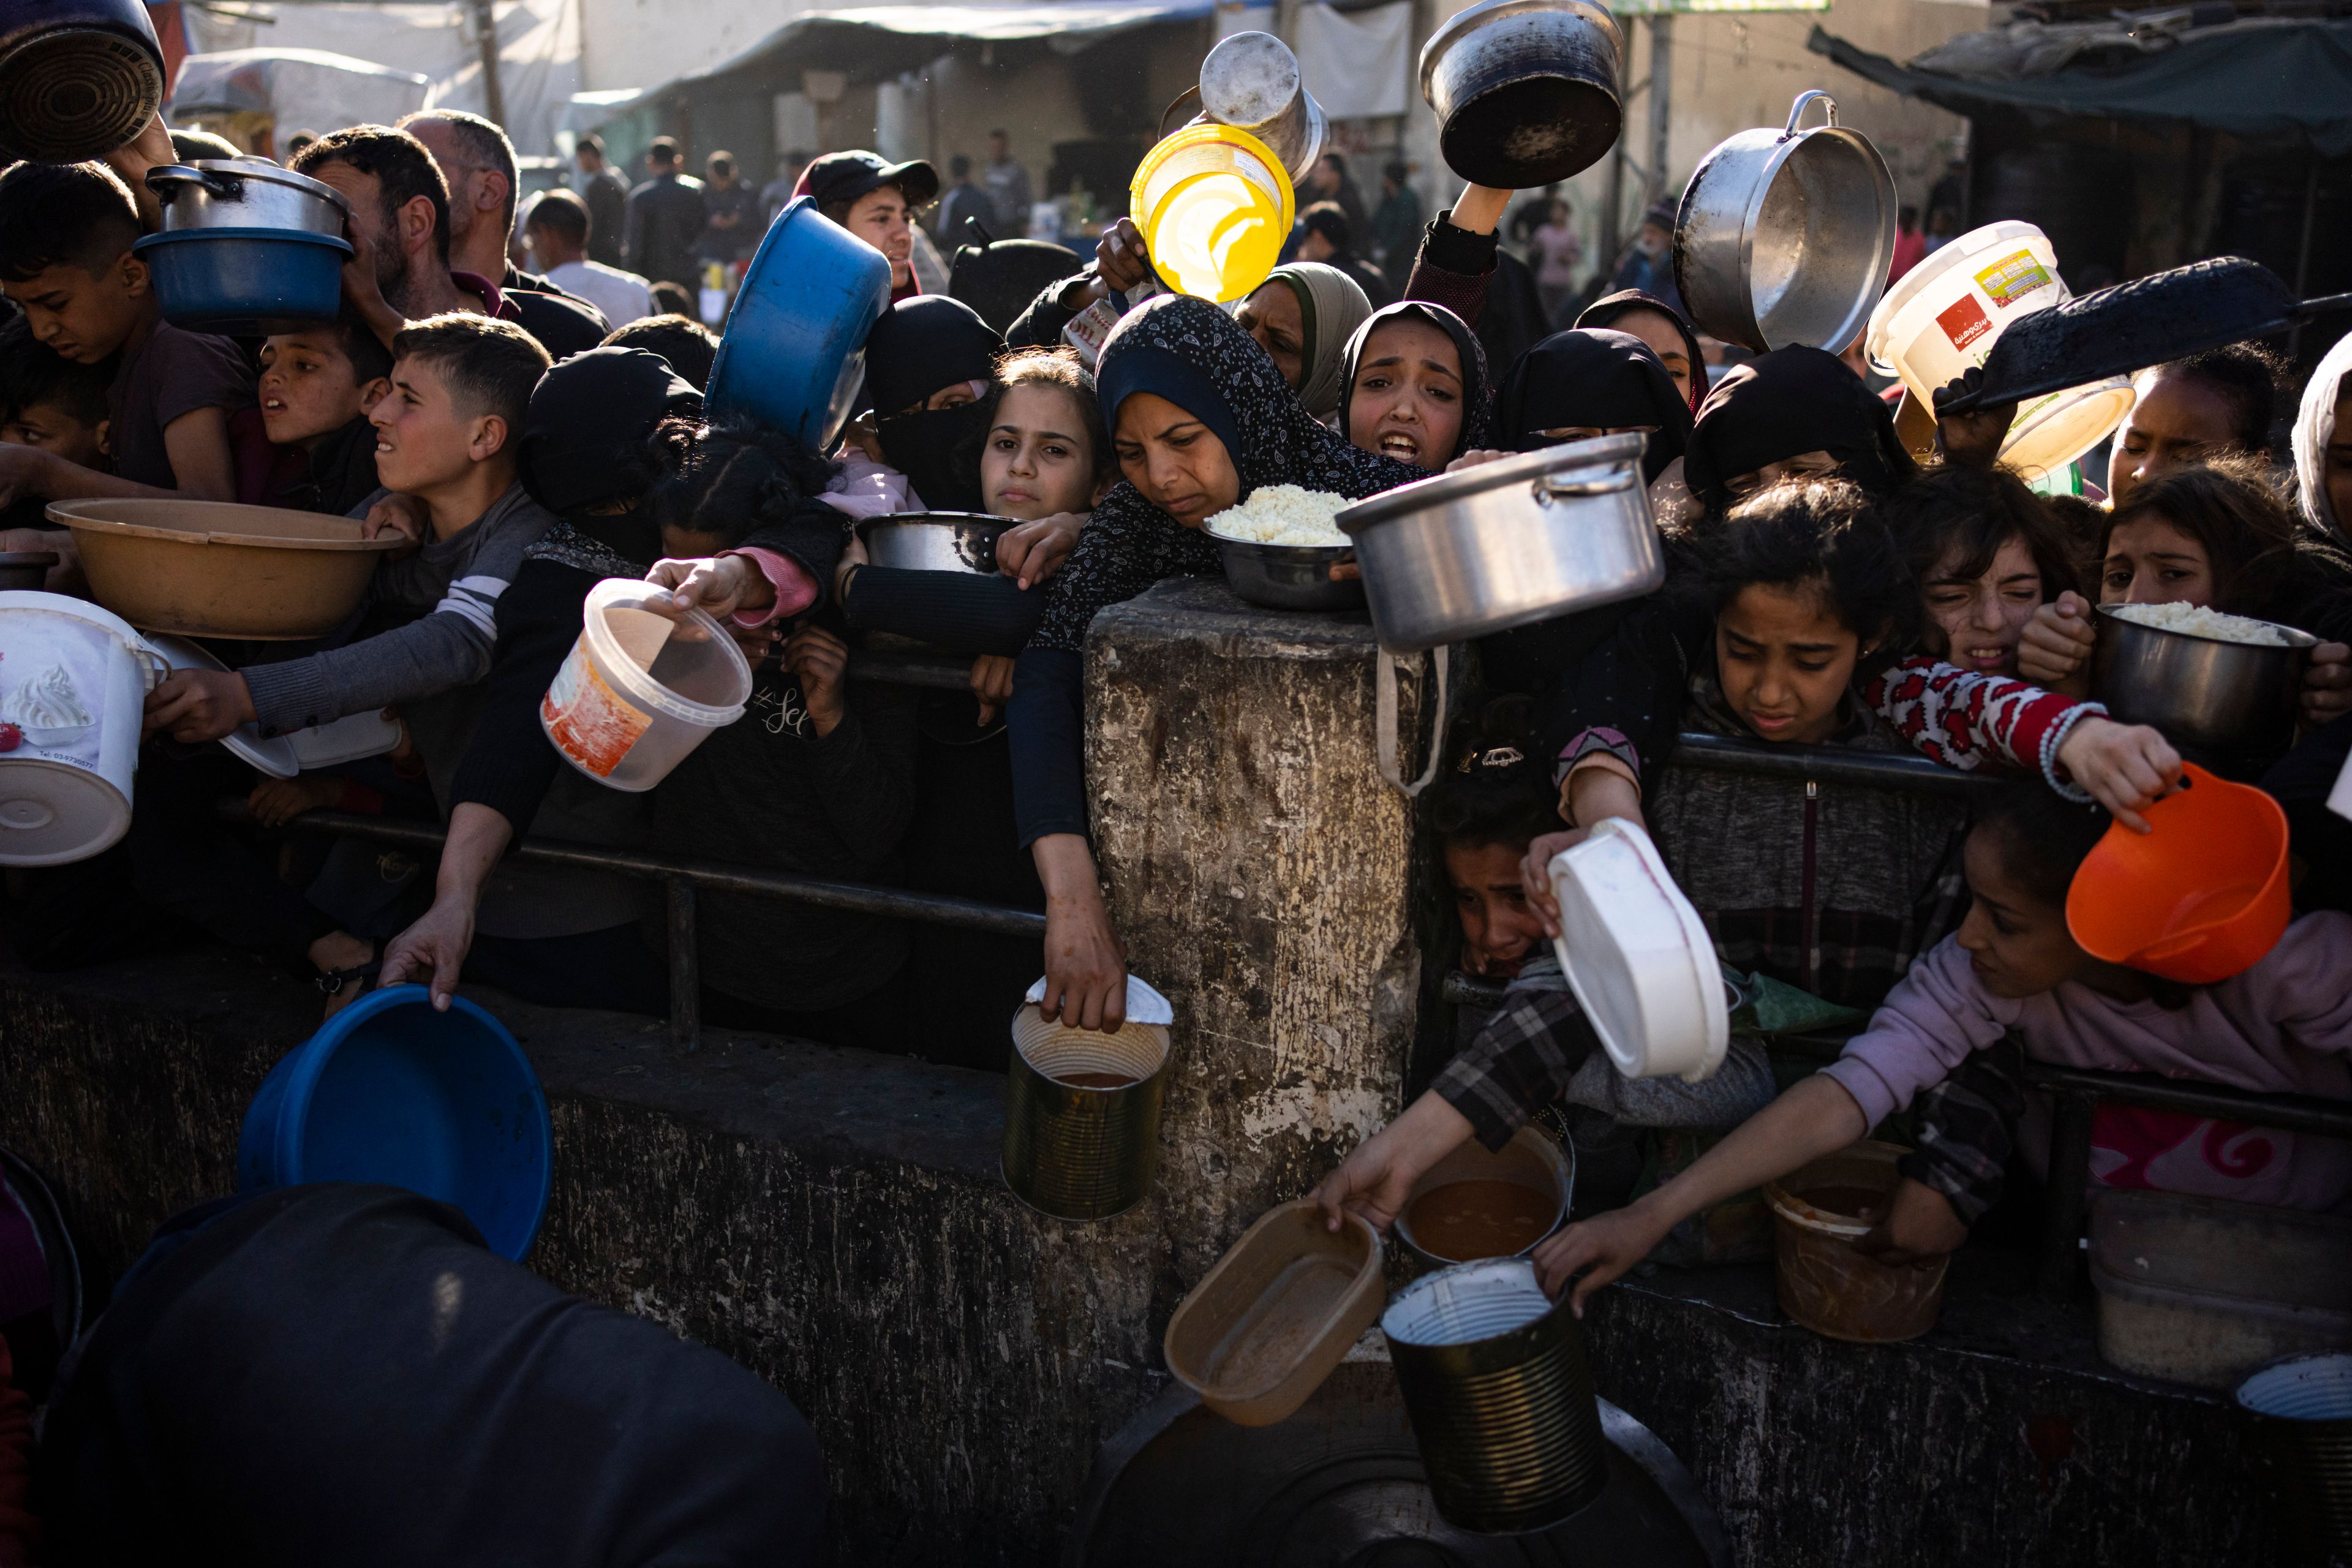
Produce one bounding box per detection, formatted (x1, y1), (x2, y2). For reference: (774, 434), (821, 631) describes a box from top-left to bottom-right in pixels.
(1576, 290), (1708, 413)
(1031, 293), (1423, 652)
(950, 238), (1083, 337)
(1335, 300), (1493, 465)
(867, 294), (1004, 512)
(518, 345), (701, 562)
(1681, 345), (1916, 517)
(1496, 328), (1692, 481)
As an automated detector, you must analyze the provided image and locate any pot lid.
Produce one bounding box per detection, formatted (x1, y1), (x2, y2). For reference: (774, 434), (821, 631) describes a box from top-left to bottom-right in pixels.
(1949, 257), (2352, 413)
(1337, 432), (1645, 533)
(148, 159), (351, 213)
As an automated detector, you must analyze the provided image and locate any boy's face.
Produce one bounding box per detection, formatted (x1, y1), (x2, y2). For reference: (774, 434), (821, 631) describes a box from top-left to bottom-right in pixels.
(1, 399), (108, 467)
(4, 255), (149, 364)
(260, 332), (387, 447)
(371, 355), (499, 493)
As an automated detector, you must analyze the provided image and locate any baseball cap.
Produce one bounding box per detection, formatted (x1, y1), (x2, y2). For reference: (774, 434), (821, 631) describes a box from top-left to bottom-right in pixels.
(801, 149), (940, 211)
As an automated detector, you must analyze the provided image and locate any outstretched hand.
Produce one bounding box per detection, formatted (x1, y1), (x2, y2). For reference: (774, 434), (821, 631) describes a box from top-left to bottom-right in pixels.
(2054, 716), (2182, 834)
(1530, 1204), (1672, 1314)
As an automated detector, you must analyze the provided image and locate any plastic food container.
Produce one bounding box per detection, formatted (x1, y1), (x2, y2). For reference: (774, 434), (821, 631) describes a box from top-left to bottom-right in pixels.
(1162, 1199), (1382, 1427)
(133, 227), (354, 336)
(2066, 761), (2291, 984)
(1381, 1257), (1611, 1533)
(1864, 220), (2134, 481)
(541, 577), (751, 793)
(1001, 977), (1174, 1221)
(2088, 1190), (2352, 1390)
(2236, 1352), (2352, 1564)
(1762, 1139), (1948, 1344)
(1129, 123), (1294, 303)
(1393, 1124), (1573, 1272)
(50, 497), (404, 640)
(0, 591), (165, 866)
(1547, 816), (1728, 1083)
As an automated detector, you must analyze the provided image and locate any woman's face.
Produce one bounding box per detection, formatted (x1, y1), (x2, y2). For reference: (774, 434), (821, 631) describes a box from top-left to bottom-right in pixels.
(1114, 390), (1240, 528)
(982, 383), (1099, 521)
(1347, 317), (1463, 467)
(2109, 368), (2241, 506)
(1235, 283), (1306, 390)
(1921, 533), (2044, 678)
(1444, 840), (1546, 980)
(1722, 448), (1838, 505)
(2101, 513), (2214, 608)
(845, 186), (914, 288)
(2329, 386), (2352, 529)
(1714, 581), (1860, 745)
(1606, 307), (1693, 402)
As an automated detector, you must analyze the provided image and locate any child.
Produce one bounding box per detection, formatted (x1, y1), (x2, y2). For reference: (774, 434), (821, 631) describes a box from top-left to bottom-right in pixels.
(0, 315), (112, 578)
(1531, 780), (2352, 1311)
(0, 160), (250, 503)
(1427, 699), (1556, 985)
(600, 314), (718, 390)
(257, 313), (395, 518)
(1887, 462), (2079, 680)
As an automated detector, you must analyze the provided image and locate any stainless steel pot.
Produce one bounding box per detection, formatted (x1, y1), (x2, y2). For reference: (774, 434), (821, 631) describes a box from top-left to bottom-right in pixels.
(856, 512), (1013, 575)
(1208, 533), (1363, 613)
(1674, 90), (1896, 354)
(1193, 31), (1327, 189)
(148, 160), (350, 238)
(2091, 605), (2317, 758)
(0, 0), (163, 163)
(1338, 433), (1662, 654)
(1419, 0), (1622, 190)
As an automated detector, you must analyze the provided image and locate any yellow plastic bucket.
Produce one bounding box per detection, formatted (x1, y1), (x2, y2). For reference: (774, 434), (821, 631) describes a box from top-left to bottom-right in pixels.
(1129, 123), (1294, 303)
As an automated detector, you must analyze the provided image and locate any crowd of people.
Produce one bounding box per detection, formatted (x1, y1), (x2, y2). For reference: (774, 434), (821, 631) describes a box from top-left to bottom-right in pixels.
(0, 96), (2349, 1561)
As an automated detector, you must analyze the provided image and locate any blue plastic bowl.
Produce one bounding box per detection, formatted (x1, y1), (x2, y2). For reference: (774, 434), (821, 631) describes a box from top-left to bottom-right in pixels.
(706, 195), (891, 450)
(133, 226), (353, 336)
(238, 985), (552, 1261)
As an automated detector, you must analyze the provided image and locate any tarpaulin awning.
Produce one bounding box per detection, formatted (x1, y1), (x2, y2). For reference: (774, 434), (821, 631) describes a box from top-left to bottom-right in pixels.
(668, 0), (1216, 93)
(167, 47), (434, 130)
(1807, 18), (2352, 156)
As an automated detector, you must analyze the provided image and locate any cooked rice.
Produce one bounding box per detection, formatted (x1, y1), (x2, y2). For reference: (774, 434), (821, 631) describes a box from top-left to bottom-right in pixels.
(1206, 484), (1350, 547)
(2108, 601), (2292, 647)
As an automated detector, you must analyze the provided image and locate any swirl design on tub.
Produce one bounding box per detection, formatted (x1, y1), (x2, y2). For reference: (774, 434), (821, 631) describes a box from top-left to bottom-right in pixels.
(0, 663), (93, 745)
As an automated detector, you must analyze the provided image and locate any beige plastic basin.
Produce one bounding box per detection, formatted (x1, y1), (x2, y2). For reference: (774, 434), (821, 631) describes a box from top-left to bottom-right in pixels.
(50, 498), (404, 640)
(1163, 1199), (1382, 1427)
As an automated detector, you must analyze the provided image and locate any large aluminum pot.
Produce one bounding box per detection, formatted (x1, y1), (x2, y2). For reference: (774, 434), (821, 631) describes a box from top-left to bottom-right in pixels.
(1338, 434), (1661, 654)
(856, 512), (1012, 575)
(1194, 31), (1327, 189)
(1419, 0), (1622, 190)
(1675, 90), (1896, 354)
(147, 159), (350, 238)
(0, 0), (163, 163)
(2091, 604), (2316, 758)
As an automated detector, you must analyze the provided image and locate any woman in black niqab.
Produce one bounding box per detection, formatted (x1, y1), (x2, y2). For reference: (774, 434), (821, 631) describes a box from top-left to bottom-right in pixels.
(1494, 328), (1691, 483)
(1681, 345), (1916, 518)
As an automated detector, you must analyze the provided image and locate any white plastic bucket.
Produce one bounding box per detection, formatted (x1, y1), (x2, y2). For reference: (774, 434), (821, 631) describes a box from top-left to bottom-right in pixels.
(541, 576), (750, 792)
(1547, 817), (1728, 1083)
(0, 591), (167, 865)
(1866, 221), (2135, 481)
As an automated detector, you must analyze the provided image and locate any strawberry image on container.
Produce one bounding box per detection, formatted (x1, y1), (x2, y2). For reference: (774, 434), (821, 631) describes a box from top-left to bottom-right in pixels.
(0, 724), (21, 752)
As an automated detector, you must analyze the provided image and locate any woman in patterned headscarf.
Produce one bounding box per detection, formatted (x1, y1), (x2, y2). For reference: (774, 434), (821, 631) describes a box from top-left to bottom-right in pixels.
(1010, 293), (1423, 1032)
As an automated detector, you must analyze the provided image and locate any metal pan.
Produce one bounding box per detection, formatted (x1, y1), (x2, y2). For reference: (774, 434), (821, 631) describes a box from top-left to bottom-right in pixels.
(856, 512), (1014, 575)
(1419, 0), (1623, 189)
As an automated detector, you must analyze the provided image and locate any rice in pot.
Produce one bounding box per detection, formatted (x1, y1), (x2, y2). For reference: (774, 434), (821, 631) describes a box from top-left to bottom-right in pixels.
(2108, 602), (2293, 647)
(1207, 485), (1351, 547)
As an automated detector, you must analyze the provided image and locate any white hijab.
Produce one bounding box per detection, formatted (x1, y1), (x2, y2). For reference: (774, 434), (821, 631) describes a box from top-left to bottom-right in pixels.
(2294, 330), (2352, 541)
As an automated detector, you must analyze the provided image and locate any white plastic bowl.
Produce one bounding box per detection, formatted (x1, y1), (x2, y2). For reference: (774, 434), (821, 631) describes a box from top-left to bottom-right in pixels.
(1547, 818), (1728, 1083)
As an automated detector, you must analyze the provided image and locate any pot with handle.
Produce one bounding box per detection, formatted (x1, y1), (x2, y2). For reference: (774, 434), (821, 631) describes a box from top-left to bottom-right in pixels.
(1419, 0), (1623, 189)
(0, 0), (164, 163)
(1193, 31), (1328, 189)
(1675, 89), (1896, 354)
(147, 159), (351, 236)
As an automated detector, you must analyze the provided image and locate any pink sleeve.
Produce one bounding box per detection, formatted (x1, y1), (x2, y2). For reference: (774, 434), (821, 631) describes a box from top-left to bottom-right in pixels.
(1864, 655), (2105, 801)
(1819, 937), (2013, 1125)
(818, 452), (920, 519)
(723, 547), (818, 628)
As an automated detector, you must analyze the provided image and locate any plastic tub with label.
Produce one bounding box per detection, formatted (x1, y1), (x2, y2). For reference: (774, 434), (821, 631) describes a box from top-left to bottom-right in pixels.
(1129, 123), (1294, 303)
(541, 577), (751, 792)
(0, 591), (165, 865)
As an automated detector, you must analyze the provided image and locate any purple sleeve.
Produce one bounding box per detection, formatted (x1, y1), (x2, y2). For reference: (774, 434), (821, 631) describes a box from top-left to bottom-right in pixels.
(1819, 937), (2011, 1125)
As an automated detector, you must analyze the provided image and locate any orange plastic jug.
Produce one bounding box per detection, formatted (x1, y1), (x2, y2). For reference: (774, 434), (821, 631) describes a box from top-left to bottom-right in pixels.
(2065, 763), (2290, 984)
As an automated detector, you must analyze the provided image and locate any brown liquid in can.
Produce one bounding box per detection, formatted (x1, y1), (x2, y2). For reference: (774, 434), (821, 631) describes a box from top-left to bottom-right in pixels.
(1051, 1070), (1138, 1089)
(1406, 1178), (1558, 1262)
(1797, 1183), (1888, 1220)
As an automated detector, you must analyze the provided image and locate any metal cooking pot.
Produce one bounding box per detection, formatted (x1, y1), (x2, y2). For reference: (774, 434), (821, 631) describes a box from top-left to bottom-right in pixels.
(857, 513), (1013, 575)
(1208, 533), (1363, 613)
(0, 0), (163, 163)
(1193, 31), (1327, 189)
(2091, 605), (2316, 759)
(1419, 0), (1622, 190)
(147, 160), (350, 238)
(1674, 90), (1896, 354)
(707, 195), (891, 452)
(1338, 433), (1662, 654)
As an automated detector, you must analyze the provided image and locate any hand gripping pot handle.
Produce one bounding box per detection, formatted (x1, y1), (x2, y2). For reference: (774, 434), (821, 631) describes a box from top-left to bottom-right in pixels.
(1782, 89), (1837, 139)
(1376, 644), (1452, 797)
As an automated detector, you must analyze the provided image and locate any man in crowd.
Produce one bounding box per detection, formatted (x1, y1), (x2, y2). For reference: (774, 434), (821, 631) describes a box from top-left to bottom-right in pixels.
(980, 129), (1031, 236)
(1297, 200), (1395, 307)
(935, 154), (995, 247)
(397, 109), (609, 356)
(696, 150), (763, 271)
(804, 150), (937, 303)
(573, 132), (630, 268)
(1605, 202), (1683, 317)
(761, 148), (811, 227)
(625, 136), (707, 294)
(525, 187), (652, 329)
(1368, 159), (1422, 277)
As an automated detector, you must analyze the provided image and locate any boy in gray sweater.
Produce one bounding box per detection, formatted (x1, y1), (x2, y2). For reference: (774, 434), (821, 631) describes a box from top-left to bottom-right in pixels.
(143, 314), (555, 742)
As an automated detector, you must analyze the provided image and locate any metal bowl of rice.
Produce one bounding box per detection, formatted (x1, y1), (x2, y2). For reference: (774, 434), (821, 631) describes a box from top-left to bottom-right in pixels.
(2092, 601), (2318, 757)
(1205, 485), (1366, 612)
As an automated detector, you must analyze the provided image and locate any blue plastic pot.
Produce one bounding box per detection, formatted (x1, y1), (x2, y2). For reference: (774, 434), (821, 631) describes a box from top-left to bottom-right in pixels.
(238, 985), (552, 1261)
(706, 195), (891, 450)
(132, 226), (352, 336)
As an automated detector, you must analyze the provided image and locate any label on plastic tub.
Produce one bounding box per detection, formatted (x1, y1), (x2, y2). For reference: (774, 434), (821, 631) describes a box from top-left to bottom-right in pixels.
(1936, 292), (1992, 353)
(543, 646), (649, 778)
(1973, 248), (2054, 309)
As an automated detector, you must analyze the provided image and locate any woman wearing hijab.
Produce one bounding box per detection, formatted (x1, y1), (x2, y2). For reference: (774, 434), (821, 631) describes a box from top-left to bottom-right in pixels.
(1338, 300), (1491, 468)
(1575, 290), (1709, 412)
(2296, 330), (2352, 544)
(1011, 294), (1423, 1032)
(1682, 345), (1917, 518)
(857, 293), (1006, 514)
(1234, 262), (1375, 422)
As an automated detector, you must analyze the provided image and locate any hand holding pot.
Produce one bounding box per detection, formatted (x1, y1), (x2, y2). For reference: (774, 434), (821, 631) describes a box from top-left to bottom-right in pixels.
(969, 654), (1015, 725)
(103, 113), (175, 234)
(1532, 1204), (1673, 1314)
(1312, 1090), (1474, 1235)
(2052, 715), (2182, 834)
(1930, 368), (2015, 469)
(995, 511), (1084, 589)
(1096, 217), (1153, 294)
(143, 667), (255, 744)
(2302, 642), (2352, 726)
(2017, 592), (2097, 689)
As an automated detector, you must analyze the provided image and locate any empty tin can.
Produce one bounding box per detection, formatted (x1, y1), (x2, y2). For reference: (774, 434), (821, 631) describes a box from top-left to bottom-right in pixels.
(1381, 1257), (1610, 1533)
(1001, 1004), (1170, 1221)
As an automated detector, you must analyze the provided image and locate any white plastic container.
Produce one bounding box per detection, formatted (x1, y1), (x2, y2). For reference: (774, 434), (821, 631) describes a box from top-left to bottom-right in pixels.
(148, 633), (298, 779)
(541, 576), (750, 791)
(1547, 817), (1728, 1083)
(1866, 220), (2135, 481)
(0, 591), (167, 865)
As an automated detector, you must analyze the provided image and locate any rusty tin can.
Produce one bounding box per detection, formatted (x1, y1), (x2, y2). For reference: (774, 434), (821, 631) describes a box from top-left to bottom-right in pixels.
(1001, 1005), (1170, 1221)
